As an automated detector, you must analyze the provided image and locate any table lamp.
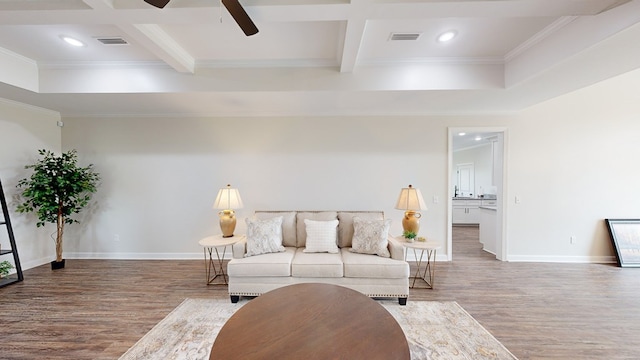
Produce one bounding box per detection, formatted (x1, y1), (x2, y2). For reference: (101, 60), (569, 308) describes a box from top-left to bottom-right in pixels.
(213, 184), (243, 237)
(395, 184), (427, 235)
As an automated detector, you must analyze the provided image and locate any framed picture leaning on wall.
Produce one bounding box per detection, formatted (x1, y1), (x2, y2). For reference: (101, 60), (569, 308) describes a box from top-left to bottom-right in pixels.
(605, 219), (640, 267)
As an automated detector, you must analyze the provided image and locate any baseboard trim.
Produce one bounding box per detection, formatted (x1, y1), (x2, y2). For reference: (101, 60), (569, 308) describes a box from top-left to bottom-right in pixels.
(67, 252), (215, 260)
(19, 252), (616, 272)
(507, 255), (616, 263)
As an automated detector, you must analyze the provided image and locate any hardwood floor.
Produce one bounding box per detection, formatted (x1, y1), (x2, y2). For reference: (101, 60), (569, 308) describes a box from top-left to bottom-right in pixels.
(1, 227), (639, 359)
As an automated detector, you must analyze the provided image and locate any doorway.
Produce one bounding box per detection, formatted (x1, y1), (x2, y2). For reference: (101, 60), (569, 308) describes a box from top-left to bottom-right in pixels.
(447, 128), (507, 261)
(455, 163), (474, 197)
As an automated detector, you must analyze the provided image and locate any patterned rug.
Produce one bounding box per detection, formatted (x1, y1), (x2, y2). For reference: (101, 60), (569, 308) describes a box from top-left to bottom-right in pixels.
(119, 298), (517, 360)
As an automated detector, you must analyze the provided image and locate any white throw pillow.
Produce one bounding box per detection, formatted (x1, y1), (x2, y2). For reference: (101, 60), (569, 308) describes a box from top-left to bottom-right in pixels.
(350, 217), (391, 257)
(303, 219), (339, 254)
(245, 216), (286, 257)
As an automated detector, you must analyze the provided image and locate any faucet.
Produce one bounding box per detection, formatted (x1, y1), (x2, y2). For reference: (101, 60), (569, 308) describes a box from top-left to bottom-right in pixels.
(454, 185), (459, 197)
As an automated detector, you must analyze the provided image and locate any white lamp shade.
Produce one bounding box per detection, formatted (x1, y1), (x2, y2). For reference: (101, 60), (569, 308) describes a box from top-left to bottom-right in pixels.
(394, 185), (427, 211)
(213, 184), (244, 210)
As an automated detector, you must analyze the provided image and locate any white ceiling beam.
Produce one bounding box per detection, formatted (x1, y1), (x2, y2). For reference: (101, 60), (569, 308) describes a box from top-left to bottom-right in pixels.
(339, 18), (367, 73)
(338, 0), (370, 74)
(0, 47), (38, 92)
(37, 62), (503, 93)
(123, 24), (195, 73)
(364, 0), (627, 19)
(0, 0), (627, 25)
(506, 0), (640, 87)
(83, 0), (195, 73)
(82, 0), (115, 10)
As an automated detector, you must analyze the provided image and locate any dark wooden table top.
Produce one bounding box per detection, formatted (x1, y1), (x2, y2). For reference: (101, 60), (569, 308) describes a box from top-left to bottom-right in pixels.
(210, 283), (410, 359)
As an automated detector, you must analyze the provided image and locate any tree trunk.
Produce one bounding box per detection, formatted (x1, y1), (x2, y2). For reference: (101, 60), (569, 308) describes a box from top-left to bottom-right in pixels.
(56, 207), (64, 263)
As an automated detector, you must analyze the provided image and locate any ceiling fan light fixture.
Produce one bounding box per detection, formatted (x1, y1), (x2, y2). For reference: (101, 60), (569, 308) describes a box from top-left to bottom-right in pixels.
(60, 36), (85, 47)
(437, 30), (457, 43)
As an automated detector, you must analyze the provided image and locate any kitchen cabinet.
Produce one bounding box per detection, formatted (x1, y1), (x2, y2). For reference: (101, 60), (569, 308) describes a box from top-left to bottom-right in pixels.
(452, 199), (481, 224)
(481, 199), (497, 207)
(479, 207), (497, 254)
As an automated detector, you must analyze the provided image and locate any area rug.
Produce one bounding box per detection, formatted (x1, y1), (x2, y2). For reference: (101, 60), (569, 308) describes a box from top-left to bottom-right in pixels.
(119, 298), (517, 360)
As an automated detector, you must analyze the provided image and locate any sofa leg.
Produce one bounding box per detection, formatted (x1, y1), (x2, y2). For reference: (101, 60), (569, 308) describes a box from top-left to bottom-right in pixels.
(230, 295), (240, 303)
(399, 297), (407, 306)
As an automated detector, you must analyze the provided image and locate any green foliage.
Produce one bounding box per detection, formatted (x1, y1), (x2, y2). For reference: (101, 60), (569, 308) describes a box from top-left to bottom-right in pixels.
(0, 260), (14, 276)
(16, 149), (100, 227)
(403, 230), (417, 239)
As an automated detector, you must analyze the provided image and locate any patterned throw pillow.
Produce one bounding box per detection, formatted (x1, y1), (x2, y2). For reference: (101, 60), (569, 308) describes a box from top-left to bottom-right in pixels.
(303, 219), (339, 253)
(350, 217), (391, 257)
(245, 216), (286, 257)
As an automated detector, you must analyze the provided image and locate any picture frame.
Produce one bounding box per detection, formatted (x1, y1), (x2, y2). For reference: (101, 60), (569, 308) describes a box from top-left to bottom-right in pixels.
(605, 219), (640, 267)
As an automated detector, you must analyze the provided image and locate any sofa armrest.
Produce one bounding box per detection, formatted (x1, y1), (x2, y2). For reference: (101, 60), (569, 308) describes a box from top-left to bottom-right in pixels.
(232, 237), (247, 259)
(387, 235), (406, 261)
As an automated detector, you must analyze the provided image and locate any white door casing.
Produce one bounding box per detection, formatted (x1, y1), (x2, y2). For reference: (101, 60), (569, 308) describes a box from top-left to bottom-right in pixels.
(448, 127), (508, 262)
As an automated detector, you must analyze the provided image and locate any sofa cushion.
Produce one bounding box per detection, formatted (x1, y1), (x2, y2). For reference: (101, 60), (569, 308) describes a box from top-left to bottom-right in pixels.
(303, 219), (339, 253)
(255, 211), (297, 247)
(341, 248), (409, 279)
(296, 211), (338, 247)
(228, 247), (296, 277)
(292, 248), (344, 277)
(245, 216), (286, 257)
(337, 211), (384, 248)
(350, 217), (391, 258)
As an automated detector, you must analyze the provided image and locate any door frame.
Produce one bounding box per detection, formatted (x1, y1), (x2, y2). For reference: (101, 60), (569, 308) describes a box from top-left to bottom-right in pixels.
(447, 127), (509, 261)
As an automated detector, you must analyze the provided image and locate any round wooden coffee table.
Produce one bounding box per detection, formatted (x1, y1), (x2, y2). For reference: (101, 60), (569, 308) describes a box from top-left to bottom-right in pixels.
(210, 283), (410, 359)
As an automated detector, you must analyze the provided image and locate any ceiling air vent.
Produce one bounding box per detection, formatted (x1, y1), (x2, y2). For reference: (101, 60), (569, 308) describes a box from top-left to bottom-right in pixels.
(389, 32), (421, 41)
(96, 37), (129, 45)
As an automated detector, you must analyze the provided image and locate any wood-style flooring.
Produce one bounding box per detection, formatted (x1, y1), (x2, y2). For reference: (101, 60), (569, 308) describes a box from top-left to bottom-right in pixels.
(1, 226), (640, 359)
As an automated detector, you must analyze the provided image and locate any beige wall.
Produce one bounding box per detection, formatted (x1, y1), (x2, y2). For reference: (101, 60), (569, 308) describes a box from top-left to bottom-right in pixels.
(4, 69), (640, 267)
(0, 100), (61, 268)
(60, 115), (507, 259)
(506, 69), (640, 262)
(60, 69), (640, 263)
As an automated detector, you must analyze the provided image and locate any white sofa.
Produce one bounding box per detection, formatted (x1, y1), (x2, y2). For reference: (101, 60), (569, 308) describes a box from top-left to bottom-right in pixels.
(228, 211), (410, 305)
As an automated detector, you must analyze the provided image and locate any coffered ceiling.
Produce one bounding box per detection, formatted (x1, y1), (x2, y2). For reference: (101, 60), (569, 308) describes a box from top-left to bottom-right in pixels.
(0, 0), (638, 117)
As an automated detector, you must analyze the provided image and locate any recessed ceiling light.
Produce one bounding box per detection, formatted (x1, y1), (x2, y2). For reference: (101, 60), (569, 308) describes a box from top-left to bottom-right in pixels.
(60, 35), (85, 47)
(475, 136), (482, 141)
(458, 132), (466, 136)
(437, 30), (457, 43)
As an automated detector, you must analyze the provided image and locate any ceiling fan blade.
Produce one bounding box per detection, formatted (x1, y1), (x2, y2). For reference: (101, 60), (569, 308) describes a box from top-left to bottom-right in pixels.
(222, 0), (259, 36)
(144, 0), (170, 8)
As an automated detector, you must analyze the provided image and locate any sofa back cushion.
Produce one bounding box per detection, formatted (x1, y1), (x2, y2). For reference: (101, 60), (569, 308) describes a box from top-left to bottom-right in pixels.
(255, 211), (297, 247)
(296, 211), (338, 247)
(253, 210), (385, 248)
(337, 211), (384, 248)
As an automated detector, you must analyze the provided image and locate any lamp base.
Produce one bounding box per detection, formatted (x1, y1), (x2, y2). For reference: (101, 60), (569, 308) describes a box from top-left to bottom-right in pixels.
(218, 210), (237, 238)
(402, 210), (422, 234)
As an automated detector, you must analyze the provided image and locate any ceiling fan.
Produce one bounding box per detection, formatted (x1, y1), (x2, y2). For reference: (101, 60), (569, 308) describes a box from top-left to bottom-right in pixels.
(144, 0), (259, 36)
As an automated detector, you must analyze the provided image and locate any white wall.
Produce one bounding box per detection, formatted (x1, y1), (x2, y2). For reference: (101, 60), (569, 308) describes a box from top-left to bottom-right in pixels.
(62, 116), (504, 260)
(0, 100), (61, 269)
(507, 68), (640, 262)
(60, 62), (640, 264)
(5, 68), (640, 266)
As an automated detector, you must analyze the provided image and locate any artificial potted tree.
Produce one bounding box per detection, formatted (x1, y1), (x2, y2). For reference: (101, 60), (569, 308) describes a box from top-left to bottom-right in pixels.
(16, 149), (100, 270)
(0, 260), (14, 278)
